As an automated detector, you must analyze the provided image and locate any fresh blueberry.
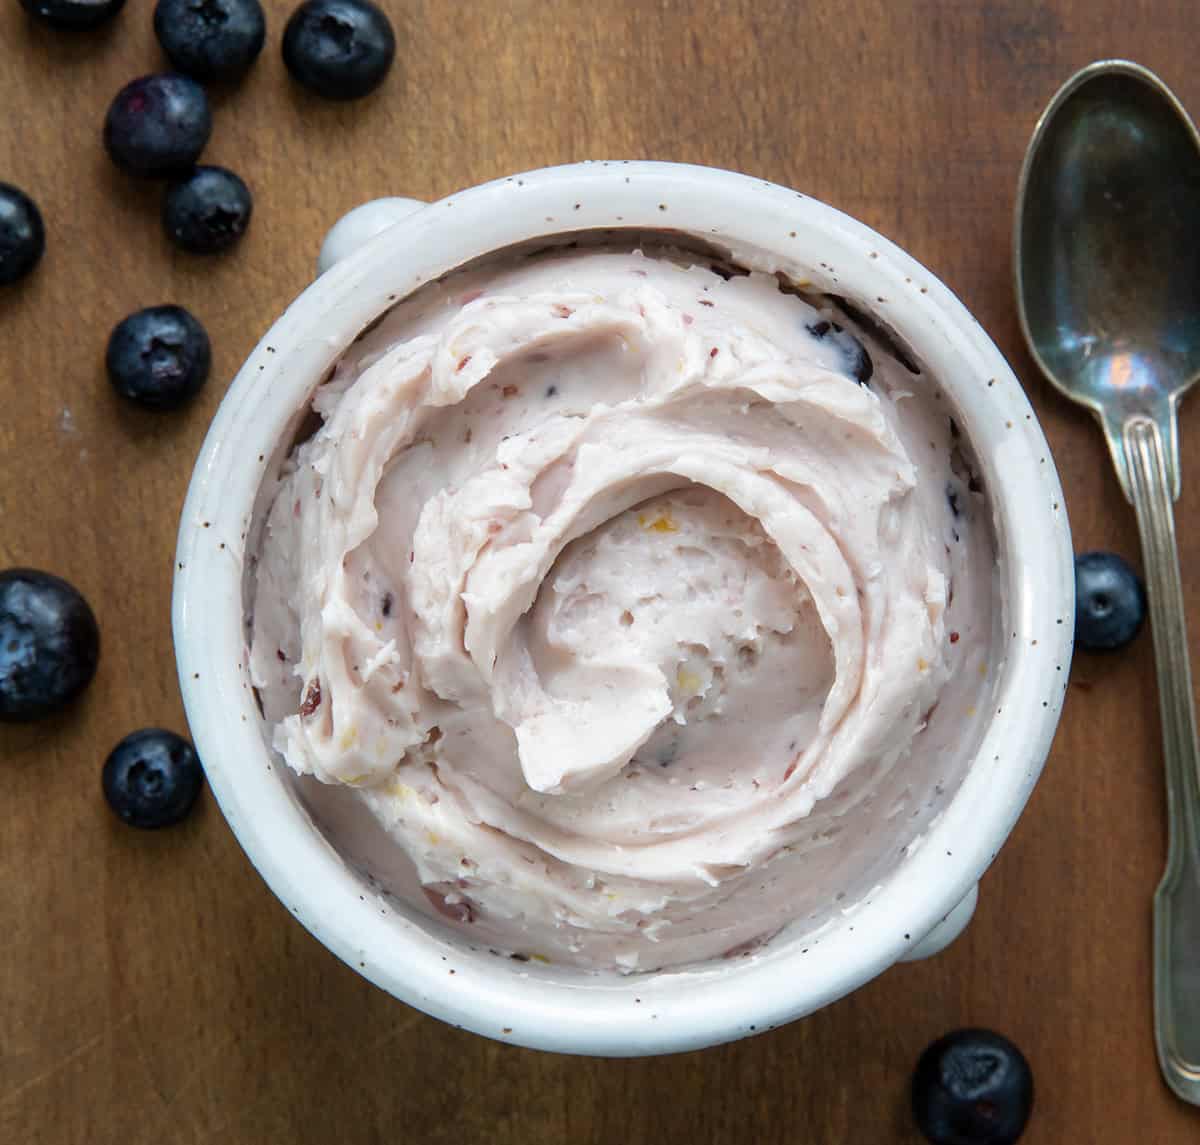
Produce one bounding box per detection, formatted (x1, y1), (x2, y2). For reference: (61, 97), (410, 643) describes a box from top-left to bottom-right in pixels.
(163, 166), (253, 254)
(0, 183), (45, 286)
(805, 319), (873, 384)
(912, 1029), (1033, 1145)
(282, 0), (395, 101)
(0, 569), (100, 723)
(20, 0), (125, 29)
(153, 0), (266, 83)
(103, 74), (212, 178)
(106, 305), (212, 411)
(1075, 551), (1147, 652)
(102, 729), (204, 829)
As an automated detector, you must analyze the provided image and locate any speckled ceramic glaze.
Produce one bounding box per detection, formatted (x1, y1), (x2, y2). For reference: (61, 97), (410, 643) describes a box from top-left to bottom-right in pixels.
(173, 162), (1073, 1055)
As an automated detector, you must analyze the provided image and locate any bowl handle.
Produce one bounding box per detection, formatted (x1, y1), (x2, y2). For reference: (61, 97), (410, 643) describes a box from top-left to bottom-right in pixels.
(317, 197), (428, 275)
(899, 882), (978, 962)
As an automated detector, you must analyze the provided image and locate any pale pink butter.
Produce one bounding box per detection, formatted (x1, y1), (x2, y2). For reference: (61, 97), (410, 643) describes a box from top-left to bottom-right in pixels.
(248, 247), (996, 972)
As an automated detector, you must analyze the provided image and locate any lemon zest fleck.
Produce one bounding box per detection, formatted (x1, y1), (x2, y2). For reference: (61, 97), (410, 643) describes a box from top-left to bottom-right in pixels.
(637, 511), (678, 533)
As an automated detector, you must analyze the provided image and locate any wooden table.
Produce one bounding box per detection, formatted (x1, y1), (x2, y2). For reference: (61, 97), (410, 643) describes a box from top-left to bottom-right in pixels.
(3, 2), (1199, 1141)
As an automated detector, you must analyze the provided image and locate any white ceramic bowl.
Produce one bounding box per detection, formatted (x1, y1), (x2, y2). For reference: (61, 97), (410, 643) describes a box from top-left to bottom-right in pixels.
(173, 162), (1073, 1056)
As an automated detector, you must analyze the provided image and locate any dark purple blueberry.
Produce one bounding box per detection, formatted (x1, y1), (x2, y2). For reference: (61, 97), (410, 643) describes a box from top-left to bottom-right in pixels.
(103, 74), (212, 178)
(106, 305), (211, 411)
(163, 165), (253, 253)
(1075, 551), (1146, 652)
(153, 0), (266, 82)
(102, 729), (204, 828)
(20, 0), (125, 29)
(282, 0), (395, 101)
(0, 183), (45, 286)
(0, 569), (99, 722)
(946, 484), (962, 518)
(912, 1029), (1033, 1145)
(805, 318), (873, 384)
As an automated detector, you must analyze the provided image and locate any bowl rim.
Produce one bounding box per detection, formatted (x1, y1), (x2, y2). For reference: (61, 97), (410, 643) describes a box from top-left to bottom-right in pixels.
(173, 160), (1073, 1056)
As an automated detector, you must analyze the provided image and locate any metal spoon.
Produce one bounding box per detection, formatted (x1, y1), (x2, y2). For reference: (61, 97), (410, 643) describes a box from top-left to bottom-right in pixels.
(1015, 59), (1200, 1105)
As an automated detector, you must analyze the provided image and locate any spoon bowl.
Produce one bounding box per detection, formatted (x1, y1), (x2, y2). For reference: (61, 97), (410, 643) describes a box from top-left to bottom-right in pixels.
(1016, 59), (1200, 496)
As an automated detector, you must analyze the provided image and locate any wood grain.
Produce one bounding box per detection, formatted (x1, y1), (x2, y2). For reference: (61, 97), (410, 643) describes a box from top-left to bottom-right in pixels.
(3, 1), (1200, 1141)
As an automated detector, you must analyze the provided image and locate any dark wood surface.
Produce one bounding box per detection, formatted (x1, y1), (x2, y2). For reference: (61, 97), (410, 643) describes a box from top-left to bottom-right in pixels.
(3, 2), (1199, 1141)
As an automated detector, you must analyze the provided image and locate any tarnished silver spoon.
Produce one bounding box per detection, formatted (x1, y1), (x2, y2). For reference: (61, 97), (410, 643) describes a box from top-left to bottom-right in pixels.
(1015, 59), (1200, 1105)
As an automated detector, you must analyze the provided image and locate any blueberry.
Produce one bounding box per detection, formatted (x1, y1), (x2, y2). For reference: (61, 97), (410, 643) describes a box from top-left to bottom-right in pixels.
(912, 1029), (1033, 1145)
(1075, 551), (1146, 652)
(20, 0), (125, 29)
(102, 729), (204, 829)
(282, 0), (395, 101)
(153, 0), (266, 83)
(163, 166), (253, 253)
(103, 74), (212, 178)
(805, 319), (873, 384)
(0, 183), (45, 286)
(0, 569), (100, 723)
(106, 305), (212, 411)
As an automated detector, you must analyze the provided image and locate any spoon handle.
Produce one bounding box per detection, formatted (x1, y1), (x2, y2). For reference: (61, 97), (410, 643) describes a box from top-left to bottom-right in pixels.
(1124, 415), (1200, 1104)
